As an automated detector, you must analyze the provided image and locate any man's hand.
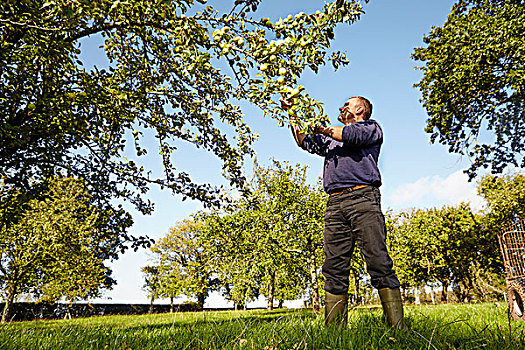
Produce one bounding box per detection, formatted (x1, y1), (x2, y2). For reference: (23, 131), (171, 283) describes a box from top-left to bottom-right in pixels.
(314, 126), (329, 135)
(281, 98), (305, 147)
(280, 97), (293, 111)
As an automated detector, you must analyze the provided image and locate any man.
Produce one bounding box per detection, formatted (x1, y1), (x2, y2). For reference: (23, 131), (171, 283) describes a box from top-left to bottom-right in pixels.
(281, 96), (407, 330)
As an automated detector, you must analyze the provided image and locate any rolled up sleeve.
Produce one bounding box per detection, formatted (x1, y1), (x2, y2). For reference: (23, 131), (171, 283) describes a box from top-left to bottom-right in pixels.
(342, 120), (383, 146)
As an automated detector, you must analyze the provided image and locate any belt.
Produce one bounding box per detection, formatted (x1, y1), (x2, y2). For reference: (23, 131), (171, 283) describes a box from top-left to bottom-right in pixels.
(329, 184), (369, 196)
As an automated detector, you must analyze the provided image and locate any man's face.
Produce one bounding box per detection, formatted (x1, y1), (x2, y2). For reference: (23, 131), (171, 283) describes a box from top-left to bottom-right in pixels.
(338, 98), (361, 125)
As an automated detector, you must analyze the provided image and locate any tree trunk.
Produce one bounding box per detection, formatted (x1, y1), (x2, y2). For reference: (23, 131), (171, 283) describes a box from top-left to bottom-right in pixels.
(1, 281), (17, 323)
(197, 293), (205, 311)
(430, 287), (436, 305)
(170, 297), (174, 313)
(461, 281), (471, 302)
(441, 281), (448, 303)
(308, 253), (320, 313)
(353, 270), (361, 304)
(267, 272), (275, 311)
(149, 295), (154, 314)
(278, 299), (283, 309)
(64, 307), (72, 320)
(414, 287), (421, 305)
(235, 301), (245, 311)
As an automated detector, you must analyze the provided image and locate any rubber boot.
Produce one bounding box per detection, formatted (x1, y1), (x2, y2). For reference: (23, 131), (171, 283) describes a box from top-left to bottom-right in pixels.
(324, 291), (348, 327)
(378, 287), (408, 331)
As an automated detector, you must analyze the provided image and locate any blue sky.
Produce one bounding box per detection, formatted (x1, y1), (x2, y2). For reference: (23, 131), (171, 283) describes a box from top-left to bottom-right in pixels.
(83, 0), (489, 307)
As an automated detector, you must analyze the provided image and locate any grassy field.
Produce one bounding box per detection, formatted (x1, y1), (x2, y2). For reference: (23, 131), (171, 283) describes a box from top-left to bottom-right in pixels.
(2, 302), (525, 349)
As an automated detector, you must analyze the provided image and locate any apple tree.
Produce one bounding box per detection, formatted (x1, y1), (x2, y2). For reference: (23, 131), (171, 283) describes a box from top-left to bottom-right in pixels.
(246, 161), (326, 311)
(0, 177), (128, 322)
(195, 161), (328, 311)
(1, 0), (366, 210)
(146, 219), (220, 310)
(478, 172), (525, 228)
(412, 0), (525, 178)
(389, 205), (480, 303)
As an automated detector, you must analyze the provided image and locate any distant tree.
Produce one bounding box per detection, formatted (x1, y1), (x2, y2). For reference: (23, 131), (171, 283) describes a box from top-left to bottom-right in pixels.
(156, 266), (184, 313)
(198, 201), (266, 309)
(386, 211), (430, 296)
(147, 220), (220, 310)
(478, 172), (525, 228)
(412, 0), (525, 178)
(343, 249), (368, 305)
(198, 161), (327, 312)
(0, 177), (126, 323)
(389, 205), (480, 303)
(141, 265), (162, 314)
(470, 172), (525, 299)
(250, 161), (326, 312)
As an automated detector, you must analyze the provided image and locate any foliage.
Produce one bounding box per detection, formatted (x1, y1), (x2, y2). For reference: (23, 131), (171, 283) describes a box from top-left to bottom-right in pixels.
(386, 211), (428, 291)
(0, 177), (128, 322)
(388, 204), (486, 302)
(478, 172), (525, 228)
(471, 172), (525, 298)
(194, 161), (328, 310)
(386, 172), (525, 302)
(1, 0), (366, 213)
(141, 265), (162, 303)
(146, 219), (219, 310)
(412, 0), (525, 178)
(144, 171), (525, 307)
(198, 209), (261, 308)
(248, 161), (327, 310)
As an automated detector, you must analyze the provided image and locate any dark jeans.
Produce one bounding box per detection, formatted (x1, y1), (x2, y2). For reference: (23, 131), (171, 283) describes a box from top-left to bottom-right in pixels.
(322, 186), (400, 295)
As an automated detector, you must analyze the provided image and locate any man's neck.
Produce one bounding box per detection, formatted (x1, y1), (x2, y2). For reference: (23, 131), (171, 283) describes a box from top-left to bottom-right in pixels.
(344, 117), (365, 126)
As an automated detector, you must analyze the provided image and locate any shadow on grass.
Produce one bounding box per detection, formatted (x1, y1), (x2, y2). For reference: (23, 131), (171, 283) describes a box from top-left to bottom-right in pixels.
(118, 308), (319, 331)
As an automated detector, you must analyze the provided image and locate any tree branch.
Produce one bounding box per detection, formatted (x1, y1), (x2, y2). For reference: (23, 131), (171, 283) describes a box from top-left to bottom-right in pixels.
(0, 18), (61, 32)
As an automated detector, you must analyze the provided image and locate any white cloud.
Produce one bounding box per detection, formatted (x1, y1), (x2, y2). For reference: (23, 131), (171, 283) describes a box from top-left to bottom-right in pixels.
(387, 170), (486, 212)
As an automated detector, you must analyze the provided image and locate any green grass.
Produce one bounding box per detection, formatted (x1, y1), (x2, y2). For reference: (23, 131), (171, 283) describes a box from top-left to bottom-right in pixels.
(2, 302), (525, 349)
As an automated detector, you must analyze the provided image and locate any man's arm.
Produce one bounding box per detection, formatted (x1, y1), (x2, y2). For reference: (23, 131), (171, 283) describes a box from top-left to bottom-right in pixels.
(290, 123), (307, 147)
(279, 97), (343, 142)
(314, 126), (344, 142)
(280, 98), (306, 147)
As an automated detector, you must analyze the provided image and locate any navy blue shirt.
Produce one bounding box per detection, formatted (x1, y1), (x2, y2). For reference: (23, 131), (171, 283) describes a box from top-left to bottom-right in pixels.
(301, 119), (383, 194)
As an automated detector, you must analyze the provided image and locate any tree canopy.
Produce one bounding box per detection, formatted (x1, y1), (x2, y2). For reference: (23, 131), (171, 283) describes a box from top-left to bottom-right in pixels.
(412, 0), (525, 178)
(146, 219), (220, 310)
(478, 172), (525, 228)
(1, 0), (365, 213)
(146, 161), (328, 310)
(0, 177), (125, 322)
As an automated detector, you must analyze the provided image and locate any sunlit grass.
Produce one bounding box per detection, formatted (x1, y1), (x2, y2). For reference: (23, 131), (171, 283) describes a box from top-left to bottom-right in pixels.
(2, 303), (525, 349)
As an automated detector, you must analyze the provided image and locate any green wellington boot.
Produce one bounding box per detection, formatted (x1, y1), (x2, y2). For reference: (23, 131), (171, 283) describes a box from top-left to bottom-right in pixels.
(324, 291), (348, 326)
(378, 287), (408, 330)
